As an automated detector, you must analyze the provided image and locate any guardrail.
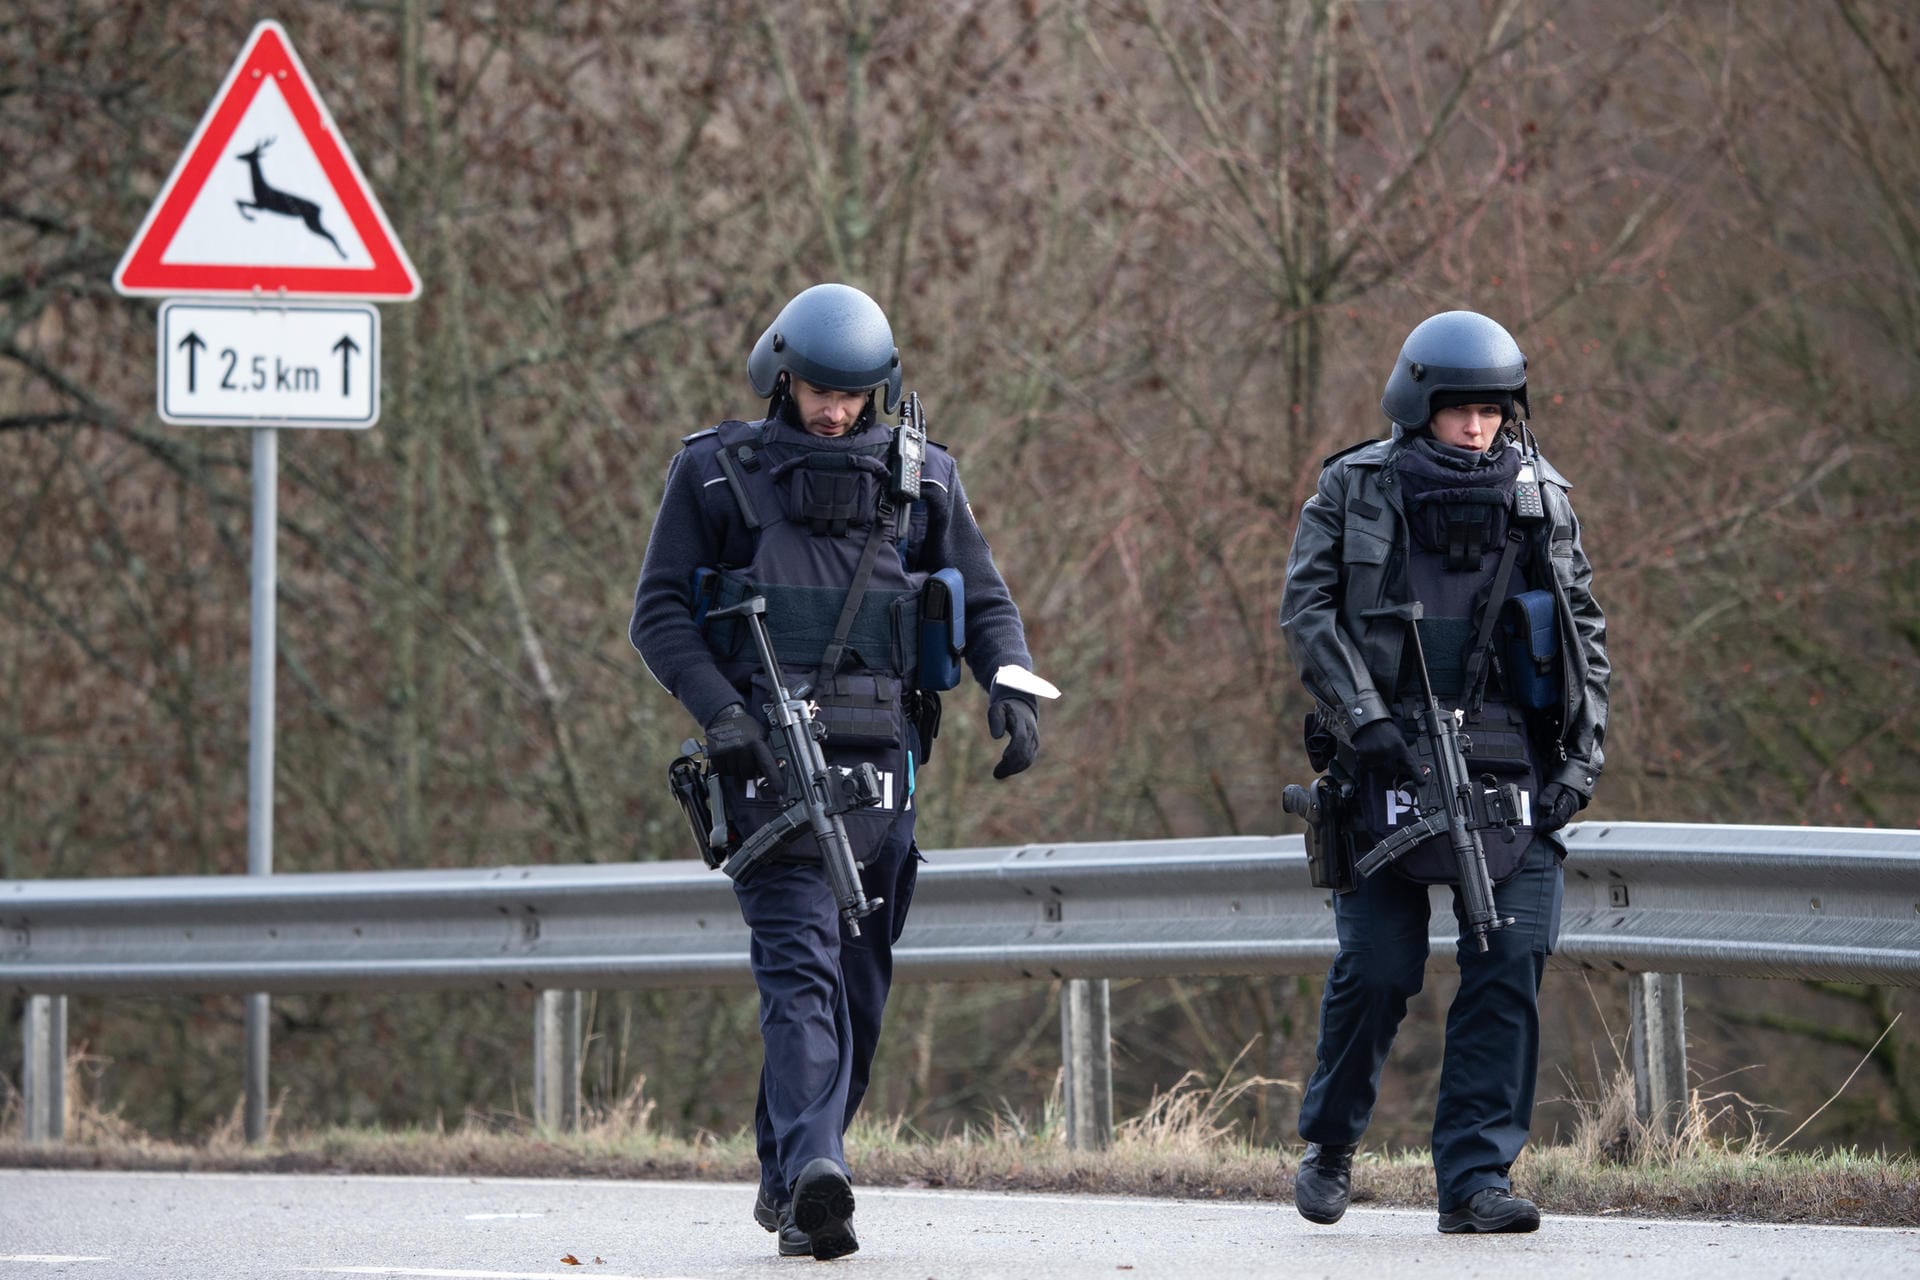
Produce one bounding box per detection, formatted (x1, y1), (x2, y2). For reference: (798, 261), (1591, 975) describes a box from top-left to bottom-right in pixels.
(6, 822), (1918, 1146)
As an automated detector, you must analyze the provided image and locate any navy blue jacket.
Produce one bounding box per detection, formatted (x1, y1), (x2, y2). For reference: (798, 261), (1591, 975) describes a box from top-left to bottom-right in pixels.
(631, 416), (1033, 730)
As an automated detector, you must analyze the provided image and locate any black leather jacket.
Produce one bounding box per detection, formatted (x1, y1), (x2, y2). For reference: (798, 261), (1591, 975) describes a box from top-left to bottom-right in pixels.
(1280, 427), (1610, 804)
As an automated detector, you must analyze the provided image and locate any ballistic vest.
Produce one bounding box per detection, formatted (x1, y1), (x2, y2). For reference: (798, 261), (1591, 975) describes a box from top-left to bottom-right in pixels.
(695, 416), (929, 861)
(1353, 445), (1544, 884)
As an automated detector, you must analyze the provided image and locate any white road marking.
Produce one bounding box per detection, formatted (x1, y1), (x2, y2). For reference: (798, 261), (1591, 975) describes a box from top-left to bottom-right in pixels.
(461, 1214), (546, 1221)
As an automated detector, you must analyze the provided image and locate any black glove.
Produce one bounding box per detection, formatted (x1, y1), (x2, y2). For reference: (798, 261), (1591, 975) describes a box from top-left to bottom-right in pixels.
(704, 703), (779, 783)
(1536, 781), (1581, 834)
(1351, 720), (1421, 786)
(987, 695), (1039, 780)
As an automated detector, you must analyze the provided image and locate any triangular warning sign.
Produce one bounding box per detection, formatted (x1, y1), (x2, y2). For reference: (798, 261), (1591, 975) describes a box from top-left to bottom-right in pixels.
(114, 21), (420, 300)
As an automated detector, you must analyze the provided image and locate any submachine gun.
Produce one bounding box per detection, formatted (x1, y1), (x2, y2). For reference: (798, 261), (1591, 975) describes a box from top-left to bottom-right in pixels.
(1283, 601), (1526, 953)
(1359, 601), (1523, 950)
(670, 595), (884, 936)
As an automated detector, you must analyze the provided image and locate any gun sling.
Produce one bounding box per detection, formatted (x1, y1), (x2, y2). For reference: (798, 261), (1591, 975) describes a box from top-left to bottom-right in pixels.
(1460, 528), (1524, 713)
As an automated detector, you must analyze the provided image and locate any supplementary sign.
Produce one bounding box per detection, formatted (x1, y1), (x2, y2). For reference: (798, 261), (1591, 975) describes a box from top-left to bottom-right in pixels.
(158, 301), (378, 427)
(113, 20), (420, 299)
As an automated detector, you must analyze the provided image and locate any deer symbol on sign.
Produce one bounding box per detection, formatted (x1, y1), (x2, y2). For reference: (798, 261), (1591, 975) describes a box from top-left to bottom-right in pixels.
(234, 137), (346, 259)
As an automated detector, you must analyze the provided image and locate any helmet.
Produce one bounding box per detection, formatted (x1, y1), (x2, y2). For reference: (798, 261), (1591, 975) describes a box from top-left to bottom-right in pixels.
(1380, 310), (1529, 430)
(747, 283), (903, 414)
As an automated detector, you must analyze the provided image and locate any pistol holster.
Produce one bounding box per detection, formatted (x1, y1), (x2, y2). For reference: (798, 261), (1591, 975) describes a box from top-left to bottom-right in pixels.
(1285, 772), (1357, 894)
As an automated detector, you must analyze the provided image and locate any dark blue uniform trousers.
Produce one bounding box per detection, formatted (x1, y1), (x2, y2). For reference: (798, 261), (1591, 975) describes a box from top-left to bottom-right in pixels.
(733, 806), (920, 1203)
(1297, 833), (1565, 1211)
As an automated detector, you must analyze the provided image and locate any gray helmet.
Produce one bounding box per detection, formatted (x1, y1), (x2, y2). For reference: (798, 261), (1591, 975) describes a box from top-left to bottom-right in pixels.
(747, 283), (903, 414)
(1380, 310), (1529, 430)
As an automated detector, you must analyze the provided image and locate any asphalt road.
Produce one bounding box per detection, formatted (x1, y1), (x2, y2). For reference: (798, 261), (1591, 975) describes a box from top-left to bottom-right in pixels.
(1, 1169), (1915, 1279)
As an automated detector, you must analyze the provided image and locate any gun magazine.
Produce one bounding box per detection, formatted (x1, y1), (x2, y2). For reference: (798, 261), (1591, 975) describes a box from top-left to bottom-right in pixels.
(1356, 814), (1445, 878)
(719, 803), (810, 882)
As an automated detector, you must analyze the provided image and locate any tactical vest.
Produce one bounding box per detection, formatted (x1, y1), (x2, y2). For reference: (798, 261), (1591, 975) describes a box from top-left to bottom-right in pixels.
(696, 417), (928, 861)
(1353, 459), (1543, 885)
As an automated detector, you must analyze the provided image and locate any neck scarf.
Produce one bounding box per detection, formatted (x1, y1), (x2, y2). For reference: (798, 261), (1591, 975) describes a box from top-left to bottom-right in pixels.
(1394, 434), (1521, 570)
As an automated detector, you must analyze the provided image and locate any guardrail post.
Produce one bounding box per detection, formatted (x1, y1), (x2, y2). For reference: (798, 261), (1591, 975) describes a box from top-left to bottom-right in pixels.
(244, 992), (271, 1143)
(21, 995), (67, 1143)
(1629, 972), (1688, 1135)
(533, 989), (582, 1132)
(1060, 978), (1112, 1150)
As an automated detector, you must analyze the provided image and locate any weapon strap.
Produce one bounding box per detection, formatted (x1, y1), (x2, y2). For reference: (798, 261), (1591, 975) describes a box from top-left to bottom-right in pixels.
(1461, 528), (1525, 714)
(815, 498), (898, 685)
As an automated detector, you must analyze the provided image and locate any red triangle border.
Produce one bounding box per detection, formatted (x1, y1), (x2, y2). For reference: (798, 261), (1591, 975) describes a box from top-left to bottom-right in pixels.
(113, 22), (420, 300)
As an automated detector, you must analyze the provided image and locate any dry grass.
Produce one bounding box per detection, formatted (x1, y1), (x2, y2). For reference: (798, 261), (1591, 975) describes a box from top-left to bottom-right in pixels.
(2, 1051), (1914, 1227)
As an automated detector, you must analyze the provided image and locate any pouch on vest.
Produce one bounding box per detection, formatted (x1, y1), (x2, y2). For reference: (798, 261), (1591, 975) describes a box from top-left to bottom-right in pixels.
(1497, 589), (1560, 712)
(1459, 707), (1533, 776)
(814, 672), (904, 748)
(917, 568), (966, 691)
(787, 455), (884, 536)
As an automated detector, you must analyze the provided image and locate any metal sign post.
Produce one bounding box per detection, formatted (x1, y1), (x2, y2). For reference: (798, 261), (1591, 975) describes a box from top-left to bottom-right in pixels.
(246, 425), (277, 1142)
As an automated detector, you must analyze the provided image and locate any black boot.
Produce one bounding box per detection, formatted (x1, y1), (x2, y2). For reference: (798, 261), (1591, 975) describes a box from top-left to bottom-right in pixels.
(755, 1185), (810, 1256)
(791, 1157), (859, 1260)
(753, 1185), (786, 1232)
(1293, 1142), (1357, 1225)
(1438, 1187), (1541, 1234)
(773, 1206), (814, 1257)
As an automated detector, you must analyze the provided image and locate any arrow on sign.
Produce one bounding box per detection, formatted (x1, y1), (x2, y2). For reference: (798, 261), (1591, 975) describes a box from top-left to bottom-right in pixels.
(332, 334), (360, 396)
(177, 331), (208, 392)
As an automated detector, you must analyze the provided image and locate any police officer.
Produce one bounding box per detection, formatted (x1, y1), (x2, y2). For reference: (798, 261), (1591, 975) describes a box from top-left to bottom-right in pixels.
(630, 283), (1045, 1260)
(1278, 311), (1609, 1233)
